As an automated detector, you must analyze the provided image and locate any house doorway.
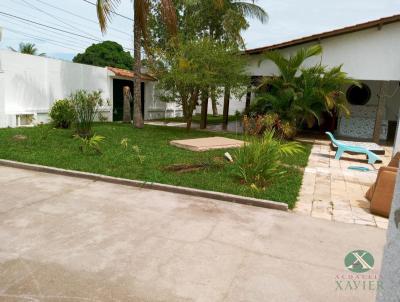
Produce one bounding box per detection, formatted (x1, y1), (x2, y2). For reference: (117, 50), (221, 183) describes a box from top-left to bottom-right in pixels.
(112, 79), (145, 122)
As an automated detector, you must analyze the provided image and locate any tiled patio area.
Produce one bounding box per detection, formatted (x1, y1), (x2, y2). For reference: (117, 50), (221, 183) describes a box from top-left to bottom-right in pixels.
(294, 139), (392, 229)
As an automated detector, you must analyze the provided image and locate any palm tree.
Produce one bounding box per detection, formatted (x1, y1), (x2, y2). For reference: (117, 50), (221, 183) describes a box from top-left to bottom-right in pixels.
(9, 42), (46, 56)
(224, 0), (268, 45)
(185, 0), (267, 46)
(187, 0), (267, 124)
(96, 0), (177, 128)
(260, 45), (323, 84)
(253, 45), (355, 128)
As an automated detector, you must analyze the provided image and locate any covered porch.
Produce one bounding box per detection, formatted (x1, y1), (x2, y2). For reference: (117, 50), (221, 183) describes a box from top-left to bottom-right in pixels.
(337, 80), (400, 145)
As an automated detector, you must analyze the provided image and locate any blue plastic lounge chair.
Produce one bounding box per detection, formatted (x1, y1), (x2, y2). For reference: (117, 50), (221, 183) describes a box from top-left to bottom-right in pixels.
(325, 132), (381, 164)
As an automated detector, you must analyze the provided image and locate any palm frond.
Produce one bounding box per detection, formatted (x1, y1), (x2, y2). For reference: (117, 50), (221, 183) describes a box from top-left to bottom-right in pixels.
(262, 51), (290, 79)
(135, 0), (150, 40)
(289, 44), (322, 71)
(160, 0), (178, 36)
(232, 1), (268, 23)
(96, 0), (121, 33)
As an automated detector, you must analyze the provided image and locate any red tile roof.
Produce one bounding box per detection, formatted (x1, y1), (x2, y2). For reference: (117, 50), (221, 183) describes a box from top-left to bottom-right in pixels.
(107, 66), (156, 81)
(245, 14), (400, 55)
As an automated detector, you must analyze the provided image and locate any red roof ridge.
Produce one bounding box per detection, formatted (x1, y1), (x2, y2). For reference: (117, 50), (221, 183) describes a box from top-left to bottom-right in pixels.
(107, 66), (156, 81)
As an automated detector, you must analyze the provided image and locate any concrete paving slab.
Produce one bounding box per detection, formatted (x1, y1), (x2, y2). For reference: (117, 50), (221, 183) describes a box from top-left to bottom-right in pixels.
(295, 139), (391, 228)
(170, 136), (244, 151)
(0, 166), (386, 302)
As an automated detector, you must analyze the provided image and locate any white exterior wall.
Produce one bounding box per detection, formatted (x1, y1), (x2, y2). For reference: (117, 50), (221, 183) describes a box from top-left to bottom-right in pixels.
(247, 22), (400, 81)
(0, 50), (112, 127)
(244, 22), (400, 140)
(205, 93), (247, 116)
(146, 83), (183, 120)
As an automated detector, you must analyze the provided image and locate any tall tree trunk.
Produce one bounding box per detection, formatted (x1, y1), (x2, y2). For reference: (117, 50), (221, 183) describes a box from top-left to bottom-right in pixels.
(186, 88), (199, 130)
(211, 86), (218, 116)
(123, 86), (132, 123)
(373, 82), (387, 143)
(133, 1), (144, 129)
(222, 86), (230, 130)
(245, 86), (252, 114)
(200, 89), (209, 129)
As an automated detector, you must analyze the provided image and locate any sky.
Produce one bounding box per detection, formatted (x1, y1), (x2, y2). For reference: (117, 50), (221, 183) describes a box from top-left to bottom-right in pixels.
(0, 0), (399, 61)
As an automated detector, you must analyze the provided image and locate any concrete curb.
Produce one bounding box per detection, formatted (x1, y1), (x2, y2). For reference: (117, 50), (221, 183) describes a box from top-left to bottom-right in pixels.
(0, 159), (288, 212)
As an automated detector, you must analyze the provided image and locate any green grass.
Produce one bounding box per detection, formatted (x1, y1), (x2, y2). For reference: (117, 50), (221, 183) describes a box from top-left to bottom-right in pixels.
(0, 123), (311, 208)
(153, 114), (238, 125)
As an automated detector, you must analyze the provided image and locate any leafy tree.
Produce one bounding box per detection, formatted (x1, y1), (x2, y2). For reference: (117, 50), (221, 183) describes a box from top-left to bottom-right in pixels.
(251, 45), (355, 129)
(73, 41), (133, 69)
(149, 0), (267, 127)
(156, 38), (248, 129)
(149, 0), (267, 49)
(8, 42), (46, 56)
(96, 0), (177, 129)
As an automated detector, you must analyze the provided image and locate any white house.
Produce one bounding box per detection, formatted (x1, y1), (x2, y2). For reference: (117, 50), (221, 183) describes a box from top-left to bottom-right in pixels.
(241, 14), (400, 145)
(0, 50), (178, 128)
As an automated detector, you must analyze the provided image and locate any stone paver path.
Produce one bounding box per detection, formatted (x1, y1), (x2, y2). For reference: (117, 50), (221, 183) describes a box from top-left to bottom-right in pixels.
(295, 139), (391, 229)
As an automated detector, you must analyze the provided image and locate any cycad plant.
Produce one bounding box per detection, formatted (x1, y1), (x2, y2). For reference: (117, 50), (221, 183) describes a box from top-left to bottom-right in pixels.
(294, 64), (353, 127)
(251, 45), (355, 129)
(232, 130), (304, 188)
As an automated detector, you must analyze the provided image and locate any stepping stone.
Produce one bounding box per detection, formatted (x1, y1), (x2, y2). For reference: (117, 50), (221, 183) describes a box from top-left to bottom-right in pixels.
(170, 136), (244, 151)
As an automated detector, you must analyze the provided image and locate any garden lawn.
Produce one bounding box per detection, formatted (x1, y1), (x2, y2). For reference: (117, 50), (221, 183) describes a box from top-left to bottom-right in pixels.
(0, 123), (311, 208)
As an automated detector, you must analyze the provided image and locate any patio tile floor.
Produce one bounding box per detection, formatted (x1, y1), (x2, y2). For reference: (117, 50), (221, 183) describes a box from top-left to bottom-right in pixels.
(294, 138), (392, 229)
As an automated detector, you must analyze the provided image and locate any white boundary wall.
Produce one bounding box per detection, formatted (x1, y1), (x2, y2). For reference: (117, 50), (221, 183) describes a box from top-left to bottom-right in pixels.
(0, 50), (112, 127)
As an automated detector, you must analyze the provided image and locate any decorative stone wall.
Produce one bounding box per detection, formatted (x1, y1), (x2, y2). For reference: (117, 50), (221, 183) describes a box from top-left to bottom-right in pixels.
(338, 105), (388, 140)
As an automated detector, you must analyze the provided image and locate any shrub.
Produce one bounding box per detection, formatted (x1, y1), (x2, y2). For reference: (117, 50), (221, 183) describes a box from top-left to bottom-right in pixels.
(49, 99), (75, 128)
(232, 130), (304, 188)
(243, 113), (297, 140)
(243, 115), (265, 136)
(74, 134), (105, 154)
(70, 90), (105, 137)
(250, 46), (355, 129)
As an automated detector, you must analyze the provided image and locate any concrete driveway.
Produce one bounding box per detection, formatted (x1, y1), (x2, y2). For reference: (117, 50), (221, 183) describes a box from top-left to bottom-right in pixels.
(0, 166), (386, 302)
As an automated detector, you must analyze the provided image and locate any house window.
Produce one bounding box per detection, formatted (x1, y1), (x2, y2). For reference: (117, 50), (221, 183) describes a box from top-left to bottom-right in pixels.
(346, 83), (371, 105)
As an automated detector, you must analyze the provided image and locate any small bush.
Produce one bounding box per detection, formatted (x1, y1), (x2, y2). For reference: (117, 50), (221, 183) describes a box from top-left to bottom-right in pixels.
(232, 130), (304, 188)
(74, 134), (105, 154)
(49, 99), (75, 129)
(71, 90), (105, 137)
(243, 113), (297, 140)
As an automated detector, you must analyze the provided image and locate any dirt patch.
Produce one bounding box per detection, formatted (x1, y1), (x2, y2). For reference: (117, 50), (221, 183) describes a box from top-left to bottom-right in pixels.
(164, 163), (209, 173)
(12, 134), (28, 141)
(164, 157), (226, 174)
